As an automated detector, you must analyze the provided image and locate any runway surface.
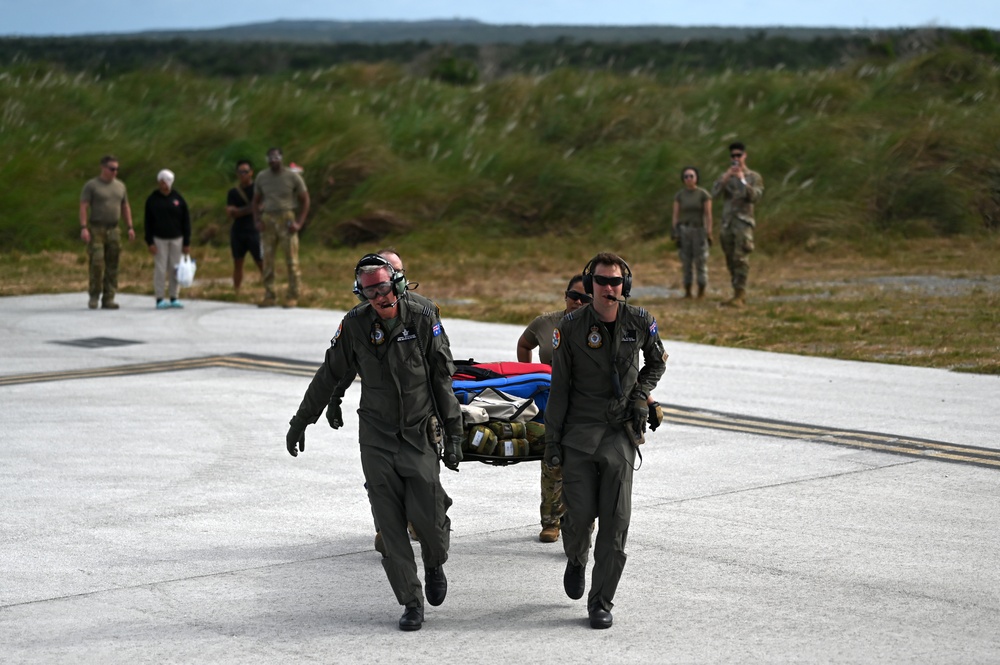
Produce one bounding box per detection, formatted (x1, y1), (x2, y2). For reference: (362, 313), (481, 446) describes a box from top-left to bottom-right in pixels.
(2, 293), (998, 663)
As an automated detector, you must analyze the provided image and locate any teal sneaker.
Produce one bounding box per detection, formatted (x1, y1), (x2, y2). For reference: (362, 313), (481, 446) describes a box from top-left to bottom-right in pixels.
(156, 300), (171, 310)
(169, 299), (184, 308)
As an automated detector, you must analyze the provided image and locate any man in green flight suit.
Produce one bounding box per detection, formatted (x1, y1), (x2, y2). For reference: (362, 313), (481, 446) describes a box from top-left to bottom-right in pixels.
(544, 252), (668, 629)
(285, 253), (464, 631)
(325, 248), (451, 556)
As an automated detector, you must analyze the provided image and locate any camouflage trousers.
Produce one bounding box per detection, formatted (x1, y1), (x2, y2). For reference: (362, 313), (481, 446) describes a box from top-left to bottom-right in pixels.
(540, 461), (565, 528)
(677, 224), (709, 288)
(87, 226), (121, 302)
(720, 218), (755, 291)
(260, 210), (301, 302)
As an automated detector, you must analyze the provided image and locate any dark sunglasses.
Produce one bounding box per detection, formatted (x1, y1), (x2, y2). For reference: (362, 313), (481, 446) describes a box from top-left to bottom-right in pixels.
(683, 173), (696, 179)
(360, 281), (393, 299)
(105, 166), (119, 171)
(565, 290), (593, 303)
(237, 168), (251, 174)
(592, 275), (624, 287)
(730, 152), (744, 158)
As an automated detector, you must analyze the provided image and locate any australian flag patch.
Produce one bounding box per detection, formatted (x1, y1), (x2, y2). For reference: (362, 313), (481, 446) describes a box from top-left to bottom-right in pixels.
(432, 323), (443, 337)
(649, 319), (658, 336)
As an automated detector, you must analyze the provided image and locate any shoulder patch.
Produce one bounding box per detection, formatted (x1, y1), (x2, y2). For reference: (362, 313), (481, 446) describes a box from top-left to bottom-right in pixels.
(330, 321), (343, 347)
(432, 322), (443, 337)
(649, 317), (658, 337)
(552, 327), (561, 350)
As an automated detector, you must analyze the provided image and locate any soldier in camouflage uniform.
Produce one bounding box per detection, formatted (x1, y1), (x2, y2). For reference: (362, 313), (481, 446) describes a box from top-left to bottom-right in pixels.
(253, 147), (309, 308)
(285, 253), (464, 632)
(711, 141), (764, 308)
(545, 252), (667, 629)
(516, 275), (591, 543)
(79, 155), (136, 309)
(671, 166), (713, 299)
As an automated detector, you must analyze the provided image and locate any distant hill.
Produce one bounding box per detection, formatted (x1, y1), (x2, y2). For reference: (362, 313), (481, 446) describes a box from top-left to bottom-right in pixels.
(112, 19), (873, 45)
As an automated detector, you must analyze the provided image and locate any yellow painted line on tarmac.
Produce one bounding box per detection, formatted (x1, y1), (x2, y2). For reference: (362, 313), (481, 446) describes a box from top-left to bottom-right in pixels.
(3, 356), (996, 470)
(664, 405), (1000, 470)
(0, 354), (318, 386)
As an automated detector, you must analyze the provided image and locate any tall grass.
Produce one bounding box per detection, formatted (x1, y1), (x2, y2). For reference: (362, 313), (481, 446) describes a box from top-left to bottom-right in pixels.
(1, 45), (998, 254)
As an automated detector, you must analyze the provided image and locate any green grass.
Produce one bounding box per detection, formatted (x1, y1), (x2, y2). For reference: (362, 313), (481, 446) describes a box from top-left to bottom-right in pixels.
(2, 45), (999, 254)
(2, 46), (1000, 374)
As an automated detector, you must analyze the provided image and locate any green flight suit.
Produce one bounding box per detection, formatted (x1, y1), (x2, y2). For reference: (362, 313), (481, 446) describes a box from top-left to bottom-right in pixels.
(545, 302), (667, 613)
(328, 291), (454, 536)
(293, 297), (462, 609)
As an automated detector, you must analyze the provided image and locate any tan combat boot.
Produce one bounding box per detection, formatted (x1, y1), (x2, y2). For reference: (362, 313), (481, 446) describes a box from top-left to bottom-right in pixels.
(696, 284), (705, 299)
(721, 288), (746, 308)
(539, 525), (560, 543)
(683, 285), (693, 299)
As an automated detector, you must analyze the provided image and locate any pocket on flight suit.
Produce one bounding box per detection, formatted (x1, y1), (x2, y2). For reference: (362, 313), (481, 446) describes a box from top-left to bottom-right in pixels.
(426, 414), (443, 456)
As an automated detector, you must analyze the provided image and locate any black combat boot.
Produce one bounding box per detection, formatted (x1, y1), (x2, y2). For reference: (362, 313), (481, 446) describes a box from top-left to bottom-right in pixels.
(399, 605), (423, 631)
(425, 565), (447, 606)
(563, 560), (585, 600)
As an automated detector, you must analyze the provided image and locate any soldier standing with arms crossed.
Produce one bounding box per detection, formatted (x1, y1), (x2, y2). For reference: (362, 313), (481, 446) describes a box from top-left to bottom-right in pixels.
(712, 141), (764, 308)
(79, 155), (135, 309)
(544, 252), (667, 629)
(285, 254), (464, 631)
(253, 147), (309, 308)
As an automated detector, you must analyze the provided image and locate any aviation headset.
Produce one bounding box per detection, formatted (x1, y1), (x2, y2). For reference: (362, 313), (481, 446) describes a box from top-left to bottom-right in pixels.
(581, 253), (633, 299)
(352, 253), (407, 302)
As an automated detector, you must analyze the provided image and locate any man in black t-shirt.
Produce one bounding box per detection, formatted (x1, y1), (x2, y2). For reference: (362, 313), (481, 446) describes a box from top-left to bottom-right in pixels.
(225, 160), (263, 296)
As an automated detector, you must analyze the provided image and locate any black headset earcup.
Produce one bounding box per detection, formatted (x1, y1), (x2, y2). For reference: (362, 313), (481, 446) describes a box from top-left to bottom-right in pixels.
(582, 256), (596, 295)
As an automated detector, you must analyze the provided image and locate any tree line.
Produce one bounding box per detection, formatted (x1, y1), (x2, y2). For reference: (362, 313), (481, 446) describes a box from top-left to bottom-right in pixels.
(1, 28), (997, 81)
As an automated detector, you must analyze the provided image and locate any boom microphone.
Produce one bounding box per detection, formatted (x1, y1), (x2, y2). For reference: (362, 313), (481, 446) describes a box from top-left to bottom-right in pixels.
(604, 295), (627, 303)
(378, 298), (399, 309)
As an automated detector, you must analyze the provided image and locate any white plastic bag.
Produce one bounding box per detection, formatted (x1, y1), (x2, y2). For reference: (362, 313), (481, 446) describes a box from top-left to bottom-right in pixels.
(175, 255), (197, 288)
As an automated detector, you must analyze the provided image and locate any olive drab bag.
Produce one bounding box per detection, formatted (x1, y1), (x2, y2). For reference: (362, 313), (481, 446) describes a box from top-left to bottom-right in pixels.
(451, 360), (550, 464)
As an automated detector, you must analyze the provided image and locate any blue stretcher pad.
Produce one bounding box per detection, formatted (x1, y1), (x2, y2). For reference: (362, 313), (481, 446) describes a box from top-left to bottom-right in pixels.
(452, 372), (551, 420)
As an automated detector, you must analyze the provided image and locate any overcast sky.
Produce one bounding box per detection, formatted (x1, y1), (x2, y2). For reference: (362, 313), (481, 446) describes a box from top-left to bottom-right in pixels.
(2, 0), (996, 36)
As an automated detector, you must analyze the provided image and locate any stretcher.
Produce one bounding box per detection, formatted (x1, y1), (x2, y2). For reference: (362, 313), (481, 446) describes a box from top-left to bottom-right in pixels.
(451, 361), (550, 465)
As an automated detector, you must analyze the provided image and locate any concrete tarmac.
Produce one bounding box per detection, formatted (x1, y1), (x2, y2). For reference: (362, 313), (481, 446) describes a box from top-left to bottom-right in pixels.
(2, 293), (999, 664)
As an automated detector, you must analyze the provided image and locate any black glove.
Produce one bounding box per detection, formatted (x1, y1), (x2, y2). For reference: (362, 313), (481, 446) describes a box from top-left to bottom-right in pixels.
(444, 434), (463, 472)
(326, 398), (343, 429)
(647, 401), (664, 431)
(544, 440), (562, 468)
(286, 415), (307, 457)
(632, 397), (649, 436)
(670, 227), (680, 245)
